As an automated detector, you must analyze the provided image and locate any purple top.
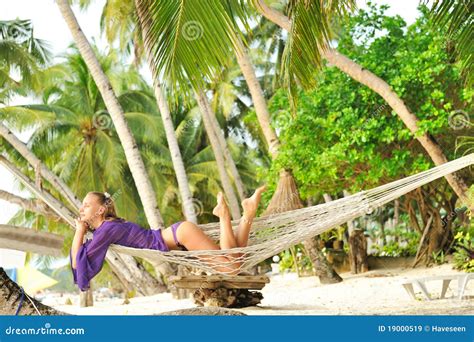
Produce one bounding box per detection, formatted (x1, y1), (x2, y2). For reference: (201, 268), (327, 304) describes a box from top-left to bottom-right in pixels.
(70, 220), (169, 291)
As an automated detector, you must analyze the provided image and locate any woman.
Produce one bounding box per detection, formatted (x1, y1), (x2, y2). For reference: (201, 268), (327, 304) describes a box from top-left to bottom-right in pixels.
(70, 186), (266, 291)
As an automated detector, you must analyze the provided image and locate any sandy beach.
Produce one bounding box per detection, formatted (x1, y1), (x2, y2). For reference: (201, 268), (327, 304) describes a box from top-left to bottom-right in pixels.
(46, 263), (473, 315)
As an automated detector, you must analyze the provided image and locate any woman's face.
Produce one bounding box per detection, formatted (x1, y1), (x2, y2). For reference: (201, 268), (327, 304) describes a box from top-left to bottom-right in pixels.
(79, 193), (105, 224)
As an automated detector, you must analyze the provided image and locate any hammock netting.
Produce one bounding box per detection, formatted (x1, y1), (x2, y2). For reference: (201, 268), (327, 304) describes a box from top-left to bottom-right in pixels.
(110, 154), (473, 275)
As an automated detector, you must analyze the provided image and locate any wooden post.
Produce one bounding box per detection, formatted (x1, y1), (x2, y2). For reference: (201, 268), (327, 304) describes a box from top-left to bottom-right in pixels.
(344, 190), (368, 273)
(348, 230), (369, 274)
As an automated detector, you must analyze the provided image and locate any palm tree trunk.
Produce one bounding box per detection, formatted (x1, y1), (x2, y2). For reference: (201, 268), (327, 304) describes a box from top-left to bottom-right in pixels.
(0, 133), (165, 296)
(204, 95), (246, 201)
(203, 94), (245, 201)
(0, 189), (66, 223)
(254, 0), (472, 211)
(233, 31), (340, 282)
(56, 0), (165, 229)
(0, 224), (64, 256)
(195, 90), (241, 219)
(150, 81), (198, 223)
(0, 268), (68, 315)
(0, 154), (77, 226)
(234, 38), (281, 159)
(0, 123), (81, 213)
(133, 0), (197, 224)
(302, 236), (343, 284)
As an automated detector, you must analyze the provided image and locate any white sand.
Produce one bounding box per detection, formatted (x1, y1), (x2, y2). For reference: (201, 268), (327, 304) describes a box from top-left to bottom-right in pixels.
(48, 263), (473, 315)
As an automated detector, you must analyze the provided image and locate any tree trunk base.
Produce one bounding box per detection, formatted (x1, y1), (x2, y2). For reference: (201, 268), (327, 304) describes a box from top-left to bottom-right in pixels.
(348, 230), (369, 274)
(303, 236), (343, 284)
(193, 288), (263, 308)
(0, 268), (68, 315)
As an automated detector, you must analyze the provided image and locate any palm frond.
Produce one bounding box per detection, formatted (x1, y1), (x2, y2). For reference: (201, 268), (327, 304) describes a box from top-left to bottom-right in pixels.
(282, 0), (355, 101)
(135, 0), (247, 100)
(428, 0), (473, 85)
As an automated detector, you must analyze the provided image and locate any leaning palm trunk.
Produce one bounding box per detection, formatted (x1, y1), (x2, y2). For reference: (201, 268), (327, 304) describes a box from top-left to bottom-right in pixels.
(133, 0), (198, 224)
(0, 132), (165, 296)
(234, 38), (281, 160)
(152, 81), (198, 223)
(234, 37), (341, 283)
(0, 189), (64, 223)
(0, 268), (68, 315)
(254, 0), (472, 211)
(204, 96), (246, 202)
(0, 224), (64, 256)
(0, 268), (245, 315)
(135, 0), (240, 219)
(0, 123), (81, 213)
(195, 90), (242, 219)
(56, 0), (165, 229)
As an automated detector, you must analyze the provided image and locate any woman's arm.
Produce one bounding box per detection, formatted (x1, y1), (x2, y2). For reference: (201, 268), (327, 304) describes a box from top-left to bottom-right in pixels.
(71, 219), (88, 269)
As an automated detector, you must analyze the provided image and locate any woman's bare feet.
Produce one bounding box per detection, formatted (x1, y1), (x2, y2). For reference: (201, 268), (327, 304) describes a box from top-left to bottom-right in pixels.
(212, 192), (230, 219)
(241, 185), (266, 221)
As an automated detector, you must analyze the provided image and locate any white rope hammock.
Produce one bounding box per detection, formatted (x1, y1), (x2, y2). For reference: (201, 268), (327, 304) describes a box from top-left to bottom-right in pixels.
(111, 154), (473, 275)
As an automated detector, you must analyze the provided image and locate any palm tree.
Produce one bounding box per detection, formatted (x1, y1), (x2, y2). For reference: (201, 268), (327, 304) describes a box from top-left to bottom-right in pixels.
(0, 19), (51, 104)
(131, 0), (342, 282)
(93, 0), (245, 219)
(2, 49), (162, 223)
(55, 0), (167, 229)
(0, 49), (170, 296)
(427, 0), (473, 86)
(253, 0), (473, 212)
(135, 0), (243, 219)
(229, 34), (346, 281)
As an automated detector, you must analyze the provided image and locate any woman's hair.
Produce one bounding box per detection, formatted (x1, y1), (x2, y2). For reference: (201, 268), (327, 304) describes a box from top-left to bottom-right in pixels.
(88, 191), (124, 222)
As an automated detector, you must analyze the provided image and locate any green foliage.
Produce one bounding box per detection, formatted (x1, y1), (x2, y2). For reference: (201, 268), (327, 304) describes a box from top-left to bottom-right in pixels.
(453, 228), (474, 272)
(265, 3), (472, 201)
(371, 225), (420, 257)
(278, 244), (313, 274)
(135, 0), (249, 101)
(431, 250), (447, 265)
(0, 19), (52, 104)
(428, 0), (473, 86)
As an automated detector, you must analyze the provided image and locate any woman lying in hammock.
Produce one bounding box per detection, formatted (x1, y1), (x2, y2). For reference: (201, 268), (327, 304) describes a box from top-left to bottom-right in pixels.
(70, 186), (266, 291)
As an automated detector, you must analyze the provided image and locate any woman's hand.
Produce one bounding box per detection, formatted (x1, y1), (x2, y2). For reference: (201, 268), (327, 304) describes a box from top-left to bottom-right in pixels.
(74, 218), (89, 233)
(71, 218), (89, 269)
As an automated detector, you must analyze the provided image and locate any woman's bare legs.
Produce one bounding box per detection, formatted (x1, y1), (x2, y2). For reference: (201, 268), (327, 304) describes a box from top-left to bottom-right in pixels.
(161, 187), (266, 274)
(235, 185), (266, 247)
(212, 192), (238, 250)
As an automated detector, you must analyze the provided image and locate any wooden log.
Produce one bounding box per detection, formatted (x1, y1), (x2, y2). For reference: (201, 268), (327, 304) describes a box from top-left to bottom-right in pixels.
(168, 275), (270, 290)
(168, 275), (269, 308)
(0, 224), (64, 256)
(193, 288), (263, 308)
